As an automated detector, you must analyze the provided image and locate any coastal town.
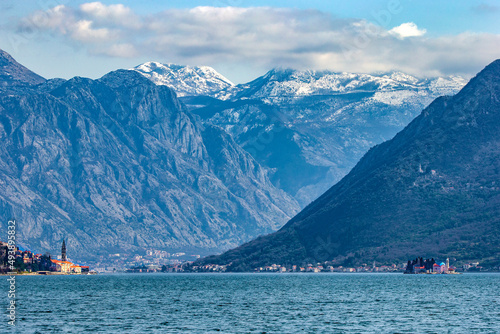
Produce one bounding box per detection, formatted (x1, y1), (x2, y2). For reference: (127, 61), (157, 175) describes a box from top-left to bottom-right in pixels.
(187, 259), (483, 274)
(1, 240), (487, 274)
(189, 262), (403, 273)
(90, 249), (201, 273)
(126, 258), (485, 274)
(0, 240), (95, 275)
(80, 248), (489, 274)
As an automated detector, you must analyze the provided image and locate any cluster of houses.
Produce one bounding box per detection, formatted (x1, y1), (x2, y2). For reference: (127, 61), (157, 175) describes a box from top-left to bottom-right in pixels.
(126, 262), (194, 273)
(1, 241), (42, 266)
(1, 241), (50, 273)
(181, 262), (403, 273)
(184, 262), (408, 273)
(49, 240), (91, 274)
(190, 260), (475, 274)
(189, 264), (228, 272)
(404, 257), (460, 274)
(253, 263), (401, 273)
(0, 240), (91, 274)
(49, 259), (90, 274)
(94, 250), (201, 273)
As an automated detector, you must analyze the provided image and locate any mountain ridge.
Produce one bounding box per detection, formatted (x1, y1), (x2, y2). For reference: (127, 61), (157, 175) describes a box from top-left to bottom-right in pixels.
(216, 67), (466, 101)
(0, 49), (46, 86)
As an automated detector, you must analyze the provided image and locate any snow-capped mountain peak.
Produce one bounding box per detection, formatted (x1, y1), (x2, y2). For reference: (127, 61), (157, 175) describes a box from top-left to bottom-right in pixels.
(133, 62), (234, 97)
(218, 68), (467, 103)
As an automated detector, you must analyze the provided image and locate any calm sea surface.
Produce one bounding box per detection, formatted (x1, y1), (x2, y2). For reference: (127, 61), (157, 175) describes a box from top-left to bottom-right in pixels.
(2, 273), (499, 333)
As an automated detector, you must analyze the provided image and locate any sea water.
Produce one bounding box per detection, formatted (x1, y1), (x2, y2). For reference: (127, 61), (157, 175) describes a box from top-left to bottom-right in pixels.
(2, 273), (499, 333)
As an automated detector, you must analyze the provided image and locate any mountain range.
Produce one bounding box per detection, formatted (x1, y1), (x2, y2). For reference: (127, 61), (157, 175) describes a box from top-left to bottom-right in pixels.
(0, 50), (298, 259)
(135, 65), (466, 206)
(1, 48), (482, 264)
(198, 60), (500, 271)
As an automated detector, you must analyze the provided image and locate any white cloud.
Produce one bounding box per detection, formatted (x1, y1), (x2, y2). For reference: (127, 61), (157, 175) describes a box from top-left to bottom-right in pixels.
(80, 2), (131, 18)
(79, 2), (141, 28)
(22, 4), (118, 43)
(389, 22), (427, 39)
(18, 3), (500, 80)
(28, 5), (70, 33)
(71, 20), (114, 43)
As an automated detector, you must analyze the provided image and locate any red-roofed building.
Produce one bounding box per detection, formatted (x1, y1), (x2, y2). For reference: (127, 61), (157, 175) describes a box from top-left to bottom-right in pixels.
(70, 265), (82, 274)
(51, 259), (74, 273)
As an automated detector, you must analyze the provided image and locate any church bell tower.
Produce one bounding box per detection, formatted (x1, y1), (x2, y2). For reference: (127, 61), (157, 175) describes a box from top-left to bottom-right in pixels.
(62, 239), (67, 261)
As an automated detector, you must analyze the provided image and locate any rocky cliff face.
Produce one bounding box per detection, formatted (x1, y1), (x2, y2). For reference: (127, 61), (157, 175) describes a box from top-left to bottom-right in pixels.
(0, 51), (299, 259)
(199, 60), (500, 270)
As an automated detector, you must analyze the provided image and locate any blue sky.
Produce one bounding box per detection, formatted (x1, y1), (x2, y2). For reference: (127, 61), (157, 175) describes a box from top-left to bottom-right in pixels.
(1, 1), (499, 83)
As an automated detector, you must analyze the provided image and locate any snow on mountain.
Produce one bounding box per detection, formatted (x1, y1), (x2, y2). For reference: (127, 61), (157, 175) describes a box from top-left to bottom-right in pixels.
(134, 62), (467, 206)
(133, 62), (234, 97)
(218, 68), (467, 103)
(184, 68), (468, 207)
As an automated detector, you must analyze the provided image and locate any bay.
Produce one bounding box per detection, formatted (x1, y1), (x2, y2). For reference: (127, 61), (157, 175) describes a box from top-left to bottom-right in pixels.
(2, 273), (499, 333)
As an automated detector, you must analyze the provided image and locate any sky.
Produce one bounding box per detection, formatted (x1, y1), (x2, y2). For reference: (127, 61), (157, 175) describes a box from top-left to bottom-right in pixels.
(0, 0), (499, 83)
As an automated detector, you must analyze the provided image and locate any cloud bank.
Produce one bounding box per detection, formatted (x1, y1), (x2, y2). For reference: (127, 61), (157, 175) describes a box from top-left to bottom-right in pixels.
(18, 2), (500, 79)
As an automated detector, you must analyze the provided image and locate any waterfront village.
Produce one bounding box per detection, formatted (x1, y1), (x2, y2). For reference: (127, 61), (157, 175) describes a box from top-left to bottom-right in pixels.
(127, 257), (484, 274)
(1, 240), (487, 274)
(71, 247), (486, 274)
(187, 258), (482, 274)
(0, 240), (95, 275)
(95, 249), (201, 273)
(404, 257), (462, 274)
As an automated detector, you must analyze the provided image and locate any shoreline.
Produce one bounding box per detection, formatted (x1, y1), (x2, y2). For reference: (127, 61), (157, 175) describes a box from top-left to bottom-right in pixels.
(3, 271), (497, 276)
(0, 272), (97, 276)
(2, 270), (497, 276)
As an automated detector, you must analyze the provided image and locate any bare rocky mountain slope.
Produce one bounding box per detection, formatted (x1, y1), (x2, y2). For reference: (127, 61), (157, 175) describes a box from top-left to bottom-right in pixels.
(0, 50), (299, 259)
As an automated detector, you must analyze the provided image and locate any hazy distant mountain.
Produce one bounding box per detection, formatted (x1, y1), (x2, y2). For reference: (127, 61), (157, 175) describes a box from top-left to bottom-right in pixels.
(0, 50), (298, 259)
(180, 68), (467, 206)
(133, 62), (234, 97)
(198, 60), (500, 271)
